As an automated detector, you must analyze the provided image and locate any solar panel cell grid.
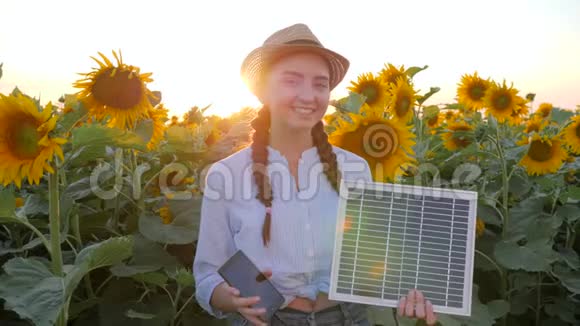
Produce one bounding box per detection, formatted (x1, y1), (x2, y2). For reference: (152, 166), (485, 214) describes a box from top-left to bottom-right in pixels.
(330, 179), (477, 316)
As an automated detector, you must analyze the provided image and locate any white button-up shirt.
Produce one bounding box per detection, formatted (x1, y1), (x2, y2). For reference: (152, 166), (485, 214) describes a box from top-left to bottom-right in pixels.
(193, 144), (372, 318)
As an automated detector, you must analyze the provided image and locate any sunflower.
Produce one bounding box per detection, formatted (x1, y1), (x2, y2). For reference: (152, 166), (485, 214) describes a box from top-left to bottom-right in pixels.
(159, 205), (173, 224)
(386, 79), (417, 123)
(347, 73), (390, 111)
(457, 72), (491, 111)
(562, 115), (580, 154)
(74, 50), (156, 129)
(328, 105), (415, 182)
(476, 218), (485, 238)
(510, 98), (530, 125)
(483, 80), (522, 124)
(519, 134), (567, 176)
(441, 121), (474, 151)
(379, 63), (408, 86)
(145, 104), (168, 150)
(524, 115), (547, 134)
(15, 197), (25, 208)
(442, 110), (459, 123)
(536, 102), (553, 118)
(0, 93), (67, 188)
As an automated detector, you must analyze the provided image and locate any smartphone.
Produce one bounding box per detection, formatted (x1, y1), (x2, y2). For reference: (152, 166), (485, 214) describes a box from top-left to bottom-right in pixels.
(218, 250), (285, 322)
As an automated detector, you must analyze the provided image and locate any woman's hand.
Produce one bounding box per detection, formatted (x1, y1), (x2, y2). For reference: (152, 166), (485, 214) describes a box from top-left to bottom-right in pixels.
(210, 270), (273, 326)
(397, 289), (437, 325)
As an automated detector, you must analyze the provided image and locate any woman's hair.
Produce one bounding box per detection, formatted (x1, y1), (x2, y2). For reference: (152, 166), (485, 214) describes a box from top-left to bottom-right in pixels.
(250, 106), (342, 246)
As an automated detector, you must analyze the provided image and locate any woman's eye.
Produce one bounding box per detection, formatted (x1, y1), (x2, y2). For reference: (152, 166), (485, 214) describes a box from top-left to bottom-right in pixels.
(283, 79), (298, 86)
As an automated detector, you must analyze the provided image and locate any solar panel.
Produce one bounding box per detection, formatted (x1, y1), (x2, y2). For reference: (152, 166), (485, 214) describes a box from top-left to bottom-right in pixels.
(329, 178), (478, 317)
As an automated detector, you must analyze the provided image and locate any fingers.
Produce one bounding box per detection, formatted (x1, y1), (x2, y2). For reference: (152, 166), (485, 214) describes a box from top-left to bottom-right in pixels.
(238, 307), (267, 326)
(397, 296), (406, 316)
(415, 290), (426, 319)
(426, 300), (437, 325)
(224, 284), (240, 297)
(232, 295), (261, 308)
(261, 269), (273, 278)
(405, 289), (416, 317)
(398, 289), (437, 325)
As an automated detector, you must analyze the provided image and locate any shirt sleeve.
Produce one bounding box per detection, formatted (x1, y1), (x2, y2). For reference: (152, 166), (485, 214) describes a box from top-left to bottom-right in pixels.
(193, 162), (236, 319)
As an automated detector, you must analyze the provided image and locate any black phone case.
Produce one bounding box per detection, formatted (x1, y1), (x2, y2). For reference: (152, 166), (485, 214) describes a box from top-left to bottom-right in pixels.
(218, 250), (285, 321)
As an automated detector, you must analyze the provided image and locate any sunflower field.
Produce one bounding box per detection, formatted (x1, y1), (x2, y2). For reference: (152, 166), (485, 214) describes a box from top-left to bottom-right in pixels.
(0, 51), (579, 326)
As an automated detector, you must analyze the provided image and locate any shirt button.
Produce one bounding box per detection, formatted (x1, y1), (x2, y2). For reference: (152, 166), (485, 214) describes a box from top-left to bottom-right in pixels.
(305, 223), (311, 231)
(307, 249), (314, 257)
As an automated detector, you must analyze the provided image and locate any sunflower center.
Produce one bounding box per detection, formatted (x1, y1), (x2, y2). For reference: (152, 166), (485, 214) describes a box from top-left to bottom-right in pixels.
(7, 118), (41, 159)
(575, 124), (580, 139)
(469, 85), (485, 100)
(528, 140), (552, 162)
(427, 115), (439, 127)
(361, 83), (379, 105)
(493, 93), (512, 111)
(92, 68), (143, 109)
(342, 121), (397, 160)
(396, 97), (411, 117)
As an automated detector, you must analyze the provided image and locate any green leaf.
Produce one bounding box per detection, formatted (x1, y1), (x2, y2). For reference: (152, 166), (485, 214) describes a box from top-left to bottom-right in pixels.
(553, 266), (580, 294)
(67, 145), (107, 166)
(405, 65), (428, 78)
(166, 267), (195, 287)
(417, 87), (440, 105)
(126, 309), (156, 320)
(566, 186), (580, 200)
(0, 257), (65, 326)
(135, 118), (154, 144)
(139, 197), (201, 244)
(555, 204), (580, 223)
(66, 236), (134, 297)
(21, 193), (49, 217)
(486, 300), (510, 319)
(544, 298), (579, 324)
(494, 240), (557, 271)
(558, 248), (580, 270)
(477, 202), (501, 226)
(506, 195), (546, 241)
(0, 188), (20, 223)
(110, 235), (179, 277)
(72, 124), (147, 151)
(59, 101), (88, 133)
(550, 108), (574, 125)
(75, 236), (133, 270)
(332, 92), (367, 114)
(132, 272), (168, 287)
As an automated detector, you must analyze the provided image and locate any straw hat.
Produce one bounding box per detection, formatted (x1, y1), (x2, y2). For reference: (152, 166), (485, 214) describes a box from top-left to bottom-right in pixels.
(240, 23), (350, 96)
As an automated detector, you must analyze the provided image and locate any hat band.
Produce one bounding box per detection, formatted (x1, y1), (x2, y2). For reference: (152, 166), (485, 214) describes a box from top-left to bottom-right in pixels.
(283, 39), (321, 46)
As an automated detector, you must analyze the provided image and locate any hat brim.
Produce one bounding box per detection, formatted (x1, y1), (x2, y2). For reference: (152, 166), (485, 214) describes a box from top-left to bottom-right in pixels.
(240, 43), (350, 96)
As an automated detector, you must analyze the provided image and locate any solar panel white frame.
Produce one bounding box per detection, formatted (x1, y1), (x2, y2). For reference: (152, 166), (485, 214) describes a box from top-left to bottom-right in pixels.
(329, 178), (478, 317)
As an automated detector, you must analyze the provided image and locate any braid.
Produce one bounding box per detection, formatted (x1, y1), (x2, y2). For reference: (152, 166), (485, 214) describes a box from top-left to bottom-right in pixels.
(250, 106), (273, 246)
(312, 121), (342, 193)
(251, 111), (342, 247)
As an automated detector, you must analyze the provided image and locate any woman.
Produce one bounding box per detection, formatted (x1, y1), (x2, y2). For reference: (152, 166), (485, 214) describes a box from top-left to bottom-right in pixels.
(193, 23), (437, 326)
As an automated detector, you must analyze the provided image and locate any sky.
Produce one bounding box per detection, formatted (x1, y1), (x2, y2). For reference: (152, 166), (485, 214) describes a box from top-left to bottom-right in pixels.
(1, 0), (579, 118)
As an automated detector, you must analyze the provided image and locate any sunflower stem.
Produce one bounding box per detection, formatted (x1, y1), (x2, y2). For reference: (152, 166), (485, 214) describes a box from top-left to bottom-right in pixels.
(49, 168), (66, 326)
(111, 148), (124, 232)
(48, 170), (63, 276)
(535, 272), (542, 326)
(494, 123), (511, 326)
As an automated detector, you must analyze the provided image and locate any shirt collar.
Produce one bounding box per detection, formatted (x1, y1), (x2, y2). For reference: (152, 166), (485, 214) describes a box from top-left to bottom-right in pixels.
(267, 145), (319, 163)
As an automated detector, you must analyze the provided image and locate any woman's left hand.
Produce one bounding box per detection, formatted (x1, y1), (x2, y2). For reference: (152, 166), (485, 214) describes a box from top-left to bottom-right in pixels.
(397, 289), (437, 325)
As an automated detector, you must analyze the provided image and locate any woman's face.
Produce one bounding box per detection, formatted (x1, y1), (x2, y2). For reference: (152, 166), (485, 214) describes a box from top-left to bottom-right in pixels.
(261, 52), (331, 132)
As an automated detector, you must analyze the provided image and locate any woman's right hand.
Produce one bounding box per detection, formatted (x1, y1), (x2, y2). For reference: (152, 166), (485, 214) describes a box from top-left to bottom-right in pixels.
(210, 270), (273, 326)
